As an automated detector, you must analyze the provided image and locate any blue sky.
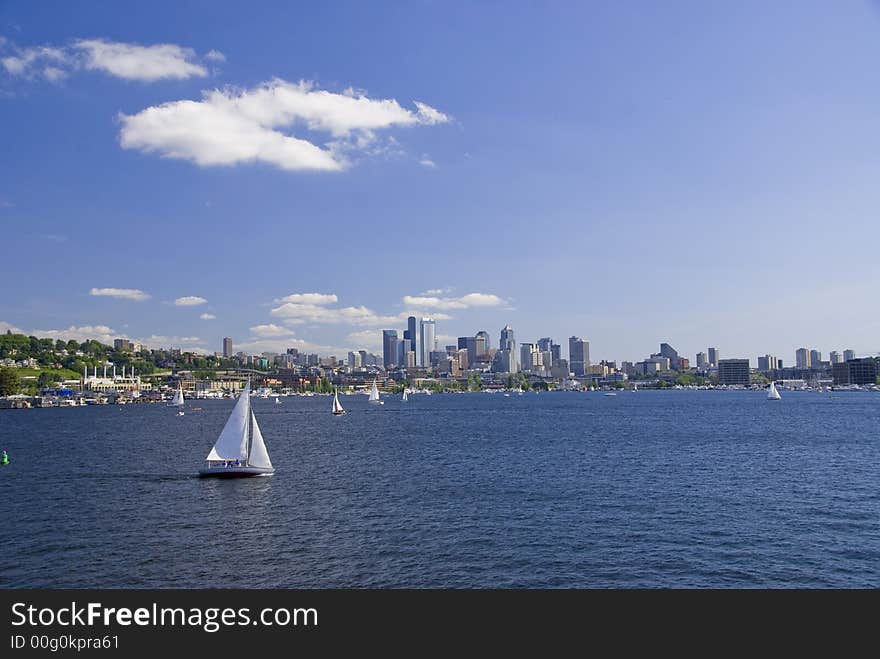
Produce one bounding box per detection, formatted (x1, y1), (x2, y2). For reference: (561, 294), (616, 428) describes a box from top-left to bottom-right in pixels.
(2, 1), (880, 365)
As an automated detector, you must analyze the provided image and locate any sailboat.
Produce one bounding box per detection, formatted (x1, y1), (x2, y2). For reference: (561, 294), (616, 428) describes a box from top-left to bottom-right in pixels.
(402, 388), (408, 402)
(170, 382), (185, 415)
(368, 378), (384, 405)
(274, 396), (281, 405)
(767, 381), (781, 400)
(199, 381), (274, 477)
(332, 388), (346, 415)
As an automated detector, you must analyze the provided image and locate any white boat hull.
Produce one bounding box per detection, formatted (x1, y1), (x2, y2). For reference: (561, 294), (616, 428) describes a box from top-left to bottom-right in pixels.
(199, 465), (274, 478)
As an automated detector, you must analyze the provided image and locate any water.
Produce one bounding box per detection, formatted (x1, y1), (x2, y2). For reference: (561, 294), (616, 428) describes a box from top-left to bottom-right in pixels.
(1, 390), (878, 588)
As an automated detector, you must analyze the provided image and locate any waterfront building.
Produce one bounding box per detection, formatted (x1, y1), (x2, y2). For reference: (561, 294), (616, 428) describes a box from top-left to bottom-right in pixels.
(222, 337), (233, 358)
(810, 350), (822, 368)
(708, 347), (719, 368)
(843, 349), (856, 362)
(795, 348), (811, 370)
(382, 330), (398, 369)
(718, 359), (750, 386)
(569, 336), (590, 377)
(832, 358), (877, 385)
(420, 318), (436, 368)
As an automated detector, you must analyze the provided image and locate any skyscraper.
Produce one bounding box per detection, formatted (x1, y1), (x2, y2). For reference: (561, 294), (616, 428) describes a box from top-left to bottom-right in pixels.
(843, 349), (856, 362)
(222, 337), (233, 358)
(696, 352), (707, 369)
(809, 350), (821, 367)
(708, 347), (719, 368)
(499, 324), (518, 373)
(795, 348), (810, 370)
(660, 343), (679, 369)
(407, 316), (420, 366)
(569, 336), (590, 377)
(419, 318), (436, 368)
(382, 330), (398, 369)
(829, 351), (842, 364)
(475, 330), (490, 359)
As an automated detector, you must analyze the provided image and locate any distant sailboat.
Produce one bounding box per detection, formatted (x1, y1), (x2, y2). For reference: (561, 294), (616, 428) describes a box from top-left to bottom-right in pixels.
(402, 389), (408, 402)
(274, 396), (281, 404)
(170, 382), (185, 415)
(368, 378), (384, 405)
(767, 381), (781, 400)
(199, 381), (274, 477)
(332, 388), (346, 415)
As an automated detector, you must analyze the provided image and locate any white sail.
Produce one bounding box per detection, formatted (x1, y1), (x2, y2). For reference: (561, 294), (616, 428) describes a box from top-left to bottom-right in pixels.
(248, 412), (272, 469)
(332, 388), (345, 413)
(767, 381), (781, 400)
(402, 389), (408, 401)
(171, 382), (184, 406)
(206, 382), (251, 461)
(369, 378), (380, 402)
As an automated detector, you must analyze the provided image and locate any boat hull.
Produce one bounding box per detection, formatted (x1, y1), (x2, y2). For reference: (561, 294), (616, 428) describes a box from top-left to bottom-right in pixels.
(198, 466), (274, 478)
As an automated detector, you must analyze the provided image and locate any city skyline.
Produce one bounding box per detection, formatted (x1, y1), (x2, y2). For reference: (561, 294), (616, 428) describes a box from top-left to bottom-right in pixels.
(4, 2), (880, 361)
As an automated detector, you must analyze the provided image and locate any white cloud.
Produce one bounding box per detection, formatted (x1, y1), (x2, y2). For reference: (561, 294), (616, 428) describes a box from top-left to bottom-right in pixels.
(89, 287), (151, 301)
(345, 329), (383, 351)
(73, 39), (207, 81)
(31, 324), (119, 345)
(401, 292), (506, 310)
(118, 78), (449, 172)
(174, 295), (207, 306)
(0, 320), (23, 334)
(235, 336), (349, 356)
(421, 288), (451, 296)
(1, 45), (69, 80)
(249, 323), (294, 338)
(199, 313), (216, 320)
(419, 155), (436, 168)
(275, 292), (338, 305)
(204, 49), (226, 63)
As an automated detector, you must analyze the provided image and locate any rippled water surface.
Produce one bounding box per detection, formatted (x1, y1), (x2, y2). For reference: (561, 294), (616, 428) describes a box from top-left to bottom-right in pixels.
(1, 390), (878, 588)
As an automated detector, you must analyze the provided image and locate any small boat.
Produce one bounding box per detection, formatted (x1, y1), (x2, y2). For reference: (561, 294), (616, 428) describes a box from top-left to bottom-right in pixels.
(199, 381), (274, 477)
(767, 381), (781, 400)
(604, 392), (617, 396)
(169, 381), (185, 412)
(503, 393), (511, 397)
(332, 388), (346, 415)
(368, 378), (384, 405)
(274, 397), (281, 404)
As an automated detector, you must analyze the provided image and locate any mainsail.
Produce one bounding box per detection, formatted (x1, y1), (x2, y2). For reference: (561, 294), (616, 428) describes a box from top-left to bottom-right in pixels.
(206, 382), (250, 461)
(171, 382), (184, 406)
(248, 413), (272, 469)
(767, 381), (781, 400)
(332, 388), (345, 413)
(369, 378), (380, 402)
(402, 389), (408, 401)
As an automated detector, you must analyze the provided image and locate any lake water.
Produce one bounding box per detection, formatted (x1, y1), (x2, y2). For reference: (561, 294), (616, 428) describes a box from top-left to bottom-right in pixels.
(1, 390), (878, 588)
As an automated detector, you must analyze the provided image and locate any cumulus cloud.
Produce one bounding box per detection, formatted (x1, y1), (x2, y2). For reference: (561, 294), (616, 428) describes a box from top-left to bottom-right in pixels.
(174, 295), (207, 306)
(345, 329), (383, 351)
(274, 292), (338, 305)
(31, 324), (119, 345)
(89, 287), (151, 301)
(73, 39), (207, 81)
(0, 320), (23, 334)
(419, 156), (436, 168)
(249, 323), (294, 338)
(118, 79), (449, 172)
(401, 292), (506, 310)
(204, 49), (226, 63)
(1, 45), (70, 81)
(199, 313), (216, 320)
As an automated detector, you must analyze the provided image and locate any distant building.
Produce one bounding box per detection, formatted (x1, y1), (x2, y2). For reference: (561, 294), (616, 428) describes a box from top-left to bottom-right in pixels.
(520, 343), (537, 373)
(382, 330), (398, 369)
(795, 348), (810, 370)
(420, 319), (436, 368)
(829, 351), (843, 364)
(843, 349), (856, 362)
(832, 358), (877, 385)
(809, 350), (822, 367)
(569, 336), (590, 376)
(474, 331), (490, 360)
(222, 337), (233, 358)
(499, 325), (518, 373)
(660, 343), (679, 370)
(707, 347), (719, 368)
(757, 355), (778, 371)
(407, 316), (420, 366)
(696, 352), (707, 369)
(678, 357), (689, 370)
(718, 359), (750, 386)
(114, 338), (134, 352)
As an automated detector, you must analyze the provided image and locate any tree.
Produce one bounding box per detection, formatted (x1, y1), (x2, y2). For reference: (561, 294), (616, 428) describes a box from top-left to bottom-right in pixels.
(37, 371), (62, 389)
(0, 367), (21, 396)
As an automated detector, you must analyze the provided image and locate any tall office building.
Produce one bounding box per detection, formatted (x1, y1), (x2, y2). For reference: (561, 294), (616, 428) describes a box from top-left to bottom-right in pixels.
(757, 355), (778, 371)
(659, 343), (679, 369)
(696, 352), (707, 369)
(222, 337), (233, 358)
(520, 343), (536, 373)
(809, 350), (821, 367)
(499, 324), (518, 373)
(843, 349), (856, 362)
(795, 348), (810, 370)
(382, 330), (398, 369)
(406, 316), (420, 366)
(829, 351), (843, 364)
(833, 358), (877, 385)
(419, 318), (436, 368)
(718, 359), (750, 386)
(569, 336), (590, 377)
(707, 347), (719, 368)
(474, 330), (490, 360)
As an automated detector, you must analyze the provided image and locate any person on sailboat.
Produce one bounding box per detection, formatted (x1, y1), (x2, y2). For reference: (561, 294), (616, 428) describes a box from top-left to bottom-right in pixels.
(0, 450), (8, 466)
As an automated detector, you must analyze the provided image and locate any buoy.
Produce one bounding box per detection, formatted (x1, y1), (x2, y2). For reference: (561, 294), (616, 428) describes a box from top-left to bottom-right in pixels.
(1, 451), (9, 466)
